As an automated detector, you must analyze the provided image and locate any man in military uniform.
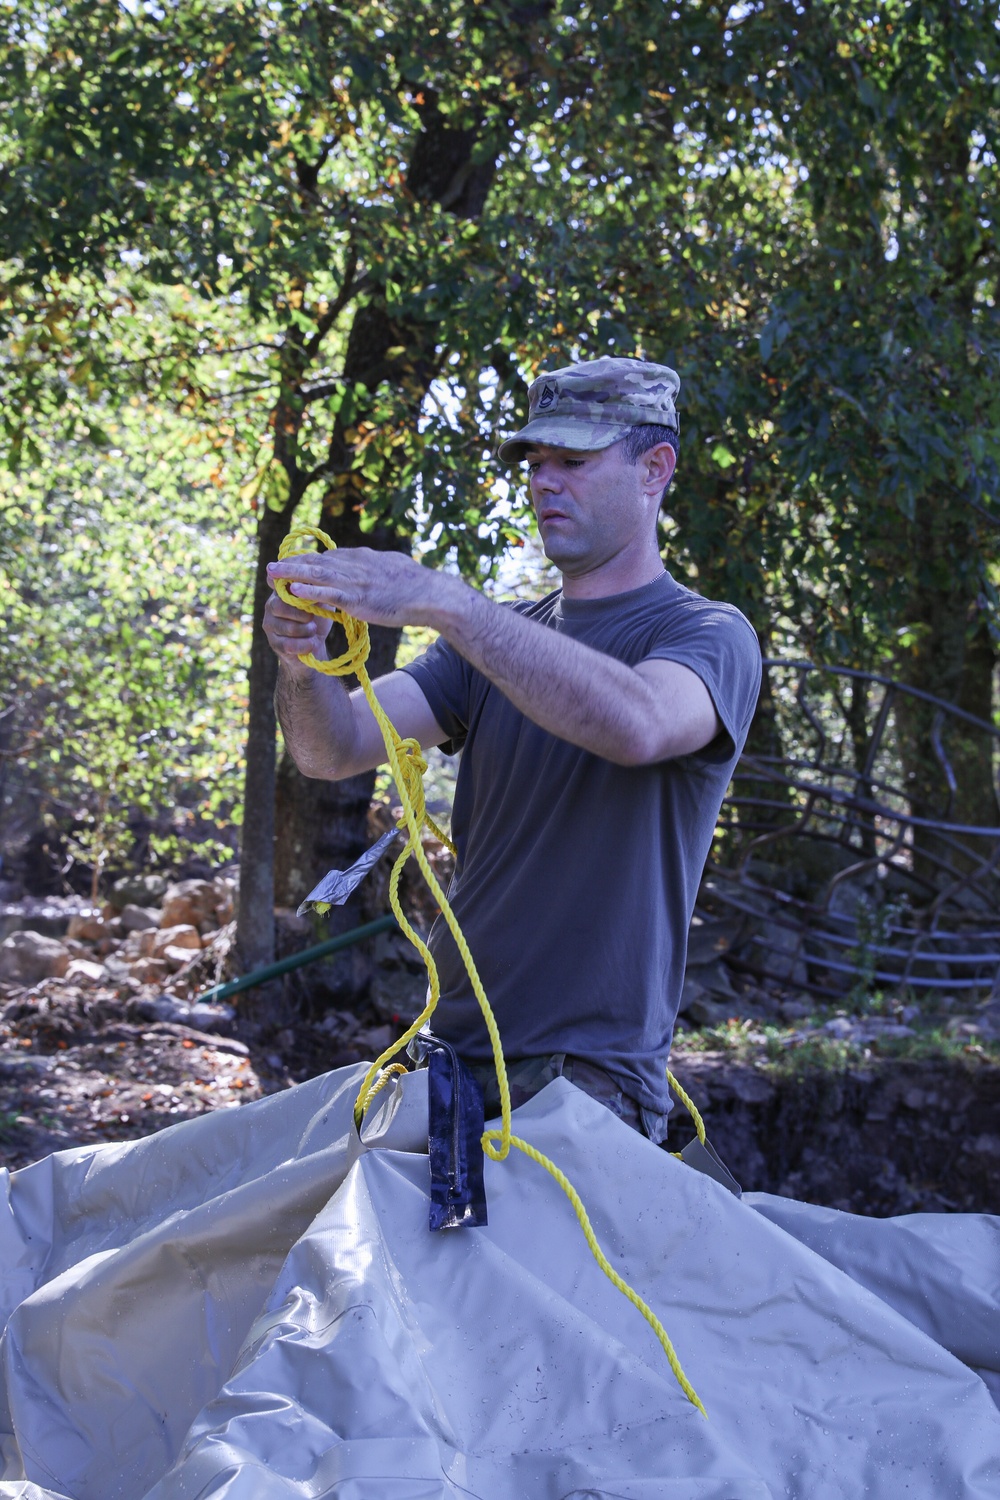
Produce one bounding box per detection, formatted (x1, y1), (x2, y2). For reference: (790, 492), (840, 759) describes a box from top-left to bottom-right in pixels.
(265, 357), (761, 1141)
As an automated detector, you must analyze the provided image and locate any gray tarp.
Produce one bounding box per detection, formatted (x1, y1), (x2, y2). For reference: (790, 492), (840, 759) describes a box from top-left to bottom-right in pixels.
(1, 1065), (998, 1499)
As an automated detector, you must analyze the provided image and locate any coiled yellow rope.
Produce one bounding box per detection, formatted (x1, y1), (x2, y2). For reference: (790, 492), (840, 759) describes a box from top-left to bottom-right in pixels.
(275, 525), (706, 1417)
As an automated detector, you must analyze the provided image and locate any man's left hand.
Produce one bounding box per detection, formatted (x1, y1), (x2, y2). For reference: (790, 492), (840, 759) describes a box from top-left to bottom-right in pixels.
(266, 548), (459, 630)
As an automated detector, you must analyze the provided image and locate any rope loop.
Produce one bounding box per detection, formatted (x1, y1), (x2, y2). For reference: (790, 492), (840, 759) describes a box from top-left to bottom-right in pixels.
(358, 1061), (411, 1116)
(274, 529), (371, 677)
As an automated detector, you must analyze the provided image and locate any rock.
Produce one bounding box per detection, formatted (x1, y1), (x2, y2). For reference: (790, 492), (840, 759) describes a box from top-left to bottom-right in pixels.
(274, 909), (313, 958)
(826, 873), (880, 923)
(150, 996), (193, 1024)
(150, 925), (202, 959)
(65, 958), (105, 983)
(823, 1016), (858, 1039)
(203, 920), (232, 948)
(128, 994), (190, 1024)
(161, 944), (200, 971)
(373, 929), (423, 969)
(678, 973), (709, 1017)
(973, 1001), (1000, 1040)
(0, 897), (84, 940)
(688, 957), (739, 1002)
(142, 1021), (249, 1058)
(160, 880), (220, 934)
(317, 1009), (360, 1037)
(725, 1068), (775, 1106)
(109, 873), (169, 909)
(102, 955), (134, 985)
(187, 1002), (236, 1035)
(754, 922), (809, 988)
(686, 996), (734, 1028)
(364, 1024), (395, 1055)
(121, 904), (162, 932)
(685, 916), (747, 967)
(370, 968), (428, 1023)
(0, 1053), (58, 1079)
(130, 957), (170, 986)
(121, 930), (158, 962)
(67, 914), (111, 942)
(779, 999), (813, 1021)
(0, 931), (70, 984)
(866, 1021), (915, 1039)
(65, 913), (123, 947)
(211, 879), (236, 926)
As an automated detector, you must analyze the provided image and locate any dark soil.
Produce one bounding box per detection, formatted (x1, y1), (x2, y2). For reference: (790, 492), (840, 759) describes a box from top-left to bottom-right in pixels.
(0, 977), (401, 1172)
(2, 915), (999, 1219)
(667, 1047), (1000, 1214)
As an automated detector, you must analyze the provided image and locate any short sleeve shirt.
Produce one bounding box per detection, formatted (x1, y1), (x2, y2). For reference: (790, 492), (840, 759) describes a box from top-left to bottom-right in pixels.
(400, 571), (761, 1113)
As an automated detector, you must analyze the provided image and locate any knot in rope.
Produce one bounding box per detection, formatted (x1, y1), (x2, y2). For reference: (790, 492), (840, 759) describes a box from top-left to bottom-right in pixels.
(394, 738), (428, 832)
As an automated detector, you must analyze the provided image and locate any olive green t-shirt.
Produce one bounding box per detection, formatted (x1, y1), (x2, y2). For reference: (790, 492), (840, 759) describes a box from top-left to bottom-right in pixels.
(400, 571), (761, 1114)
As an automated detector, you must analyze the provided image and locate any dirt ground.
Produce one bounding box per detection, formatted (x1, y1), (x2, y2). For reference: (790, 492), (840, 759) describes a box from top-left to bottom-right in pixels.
(2, 954), (998, 1220)
(0, 975), (380, 1172)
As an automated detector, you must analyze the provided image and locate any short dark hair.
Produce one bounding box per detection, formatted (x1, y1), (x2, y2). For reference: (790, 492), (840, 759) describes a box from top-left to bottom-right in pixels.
(617, 423), (679, 502)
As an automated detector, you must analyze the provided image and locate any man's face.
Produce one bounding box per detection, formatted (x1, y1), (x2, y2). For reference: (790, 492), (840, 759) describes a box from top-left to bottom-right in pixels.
(523, 441), (661, 577)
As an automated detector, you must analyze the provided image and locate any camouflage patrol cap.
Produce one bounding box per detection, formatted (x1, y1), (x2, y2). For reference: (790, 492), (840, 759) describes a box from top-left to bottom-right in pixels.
(497, 356), (680, 465)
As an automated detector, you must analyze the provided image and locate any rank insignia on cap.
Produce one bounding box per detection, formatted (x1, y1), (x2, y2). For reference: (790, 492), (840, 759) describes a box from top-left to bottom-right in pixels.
(496, 356), (681, 465)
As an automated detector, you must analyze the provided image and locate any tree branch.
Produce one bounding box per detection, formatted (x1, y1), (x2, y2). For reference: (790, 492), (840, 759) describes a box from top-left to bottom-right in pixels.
(303, 242), (363, 360)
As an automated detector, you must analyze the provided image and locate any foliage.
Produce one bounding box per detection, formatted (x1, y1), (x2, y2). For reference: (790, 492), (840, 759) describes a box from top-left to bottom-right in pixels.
(682, 1014), (1000, 1073)
(1, 0), (998, 912)
(0, 390), (253, 891)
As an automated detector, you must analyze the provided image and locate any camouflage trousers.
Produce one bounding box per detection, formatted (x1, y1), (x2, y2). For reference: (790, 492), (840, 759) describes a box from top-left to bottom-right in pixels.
(465, 1053), (670, 1147)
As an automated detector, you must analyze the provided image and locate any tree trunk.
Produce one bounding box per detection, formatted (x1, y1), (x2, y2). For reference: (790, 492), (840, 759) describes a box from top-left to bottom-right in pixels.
(271, 498), (412, 1011)
(273, 619), (403, 915)
(235, 501), (297, 989)
(235, 87), (511, 1011)
(894, 498), (998, 889)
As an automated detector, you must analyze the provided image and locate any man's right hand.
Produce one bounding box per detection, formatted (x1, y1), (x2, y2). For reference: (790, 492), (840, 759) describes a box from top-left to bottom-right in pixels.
(262, 586), (333, 676)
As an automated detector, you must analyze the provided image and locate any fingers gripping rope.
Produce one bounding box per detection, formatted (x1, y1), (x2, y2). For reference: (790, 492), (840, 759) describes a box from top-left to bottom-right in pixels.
(275, 526), (706, 1416)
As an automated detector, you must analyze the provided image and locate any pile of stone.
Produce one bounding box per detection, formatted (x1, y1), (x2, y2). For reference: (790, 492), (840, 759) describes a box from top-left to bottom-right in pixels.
(0, 874), (236, 997)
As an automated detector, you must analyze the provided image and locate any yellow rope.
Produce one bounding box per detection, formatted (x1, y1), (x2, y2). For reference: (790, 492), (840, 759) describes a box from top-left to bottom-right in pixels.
(275, 525), (705, 1415)
(666, 1068), (706, 1159)
(493, 1129), (707, 1416)
(358, 1061), (411, 1115)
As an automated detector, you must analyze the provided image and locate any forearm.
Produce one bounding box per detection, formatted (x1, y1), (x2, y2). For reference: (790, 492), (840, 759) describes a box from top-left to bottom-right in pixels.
(265, 546), (719, 765)
(428, 585), (657, 765)
(274, 661), (359, 779)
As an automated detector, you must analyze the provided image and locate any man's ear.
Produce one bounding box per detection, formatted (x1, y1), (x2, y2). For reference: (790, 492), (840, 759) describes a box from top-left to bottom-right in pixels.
(642, 441), (676, 495)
